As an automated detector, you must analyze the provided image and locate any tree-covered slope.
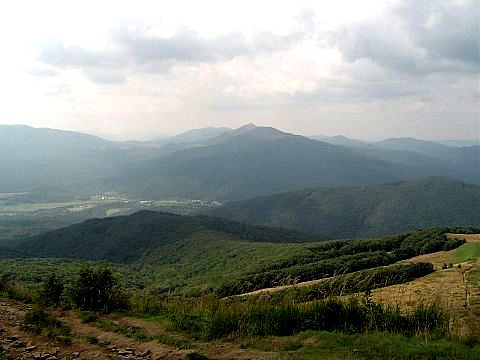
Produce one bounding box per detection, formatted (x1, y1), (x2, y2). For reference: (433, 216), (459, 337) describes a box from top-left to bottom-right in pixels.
(13, 210), (325, 262)
(210, 176), (480, 238)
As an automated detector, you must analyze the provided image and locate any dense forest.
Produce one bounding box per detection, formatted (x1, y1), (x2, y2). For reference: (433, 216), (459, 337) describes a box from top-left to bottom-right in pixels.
(211, 176), (480, 238)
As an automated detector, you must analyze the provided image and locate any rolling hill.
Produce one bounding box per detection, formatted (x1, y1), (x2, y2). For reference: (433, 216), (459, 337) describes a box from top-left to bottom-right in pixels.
(210, 176), (480, 238)
(12, 210), (325, 262)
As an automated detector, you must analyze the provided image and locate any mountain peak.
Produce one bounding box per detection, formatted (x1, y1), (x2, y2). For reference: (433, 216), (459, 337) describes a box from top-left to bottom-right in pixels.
(238, 123), (257, 130)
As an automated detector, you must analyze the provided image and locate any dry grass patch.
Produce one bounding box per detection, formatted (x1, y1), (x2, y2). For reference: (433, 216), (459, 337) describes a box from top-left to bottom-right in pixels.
(371, 266), (468, 312)
(400, 251), (454, 268)
(446, 233), (480, 243)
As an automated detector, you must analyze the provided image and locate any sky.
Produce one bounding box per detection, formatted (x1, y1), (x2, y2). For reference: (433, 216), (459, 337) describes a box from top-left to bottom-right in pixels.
(0, 0), (478, 141)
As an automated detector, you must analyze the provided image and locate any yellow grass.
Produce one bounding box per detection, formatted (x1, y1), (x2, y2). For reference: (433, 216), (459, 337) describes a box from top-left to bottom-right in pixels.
(371, 266), (468, 311)
(446, 233), (480, 243)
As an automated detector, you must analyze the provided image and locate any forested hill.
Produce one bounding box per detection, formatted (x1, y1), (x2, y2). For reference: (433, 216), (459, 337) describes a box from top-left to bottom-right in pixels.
(12, 210), (325, 262)
(210, 176), (480, 239)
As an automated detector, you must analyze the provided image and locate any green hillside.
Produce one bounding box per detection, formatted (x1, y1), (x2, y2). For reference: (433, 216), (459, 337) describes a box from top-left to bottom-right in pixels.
(2, 208), (474, 295)
(210, 176), (480, 238)
(13, 210), (325, 262)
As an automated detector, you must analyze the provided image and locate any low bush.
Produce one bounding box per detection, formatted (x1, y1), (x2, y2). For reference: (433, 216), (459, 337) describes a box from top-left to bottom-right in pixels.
(21, 308), (71, 340)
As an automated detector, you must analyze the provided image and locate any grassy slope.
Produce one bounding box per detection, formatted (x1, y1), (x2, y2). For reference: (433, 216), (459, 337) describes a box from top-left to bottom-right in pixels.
(211, 176), (480, 238)
(450, 243), (480, 263)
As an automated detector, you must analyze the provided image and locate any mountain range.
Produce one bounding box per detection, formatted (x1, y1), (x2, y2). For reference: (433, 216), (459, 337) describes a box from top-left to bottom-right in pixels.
(0, 124), (478, 202)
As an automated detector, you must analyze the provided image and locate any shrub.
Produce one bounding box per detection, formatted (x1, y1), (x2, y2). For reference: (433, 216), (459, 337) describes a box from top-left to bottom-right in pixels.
(39, 274), (64, 306)
(21, 308), (71, 340)
(66, 267), (129, 313)
(79, 311), (98, 323)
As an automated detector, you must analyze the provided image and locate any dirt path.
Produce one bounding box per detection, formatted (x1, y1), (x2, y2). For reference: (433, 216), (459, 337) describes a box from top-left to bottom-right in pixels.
(0, 298), (271, 360)
(0, 299), (160, 359)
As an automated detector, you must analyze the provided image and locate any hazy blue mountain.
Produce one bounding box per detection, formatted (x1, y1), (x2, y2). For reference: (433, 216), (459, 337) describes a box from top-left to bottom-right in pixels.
(0, 125), (160, 194)
(151, 126), (232, 146)
(437, 139), (479, 147)
(108, 125), (476, 201)
(309, 135), (368, 148)
(210, 176), (480, 238)
(373, 137), (479, 177)
(2, 124), (478, 202)
(374, 137), (460, 158)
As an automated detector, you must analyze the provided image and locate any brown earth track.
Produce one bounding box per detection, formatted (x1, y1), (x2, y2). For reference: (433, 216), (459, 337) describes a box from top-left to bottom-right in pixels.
(0, 299), (272, 360)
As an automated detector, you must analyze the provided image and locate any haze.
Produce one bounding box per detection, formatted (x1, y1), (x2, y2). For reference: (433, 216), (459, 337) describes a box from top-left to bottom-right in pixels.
(0, 0), (478, 141)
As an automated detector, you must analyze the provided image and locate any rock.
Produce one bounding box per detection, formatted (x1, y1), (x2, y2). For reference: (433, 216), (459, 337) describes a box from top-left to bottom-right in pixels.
(119, 349), (133, 355)
(141, 349), (151, 357)
(13, 340), (26, 348)
(71, 352), (80, 358)
(25, 345), (37, 352)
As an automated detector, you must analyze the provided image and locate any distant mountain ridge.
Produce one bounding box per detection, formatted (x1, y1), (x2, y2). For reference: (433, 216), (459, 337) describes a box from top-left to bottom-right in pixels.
(1, 124), (478, 201)
(151, 126), (232, 146)
(210, 176), (480, 238)
(0, 125), (163, 194)
(108, 124), (479, 200)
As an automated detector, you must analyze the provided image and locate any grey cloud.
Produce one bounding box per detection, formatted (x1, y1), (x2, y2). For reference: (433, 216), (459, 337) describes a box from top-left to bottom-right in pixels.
(111, 25), (301, 70)
(114, 26), (250, 64)
(38, 40), (124, 69)
(398, 0), (479, 66)
(334, 0), (479, 74)
(37, 23), (305, 79)
(37, 40), (127, 84)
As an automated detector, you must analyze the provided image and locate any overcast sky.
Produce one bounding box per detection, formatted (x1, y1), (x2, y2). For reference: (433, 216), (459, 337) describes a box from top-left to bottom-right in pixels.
(0, 0), (478, 140)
